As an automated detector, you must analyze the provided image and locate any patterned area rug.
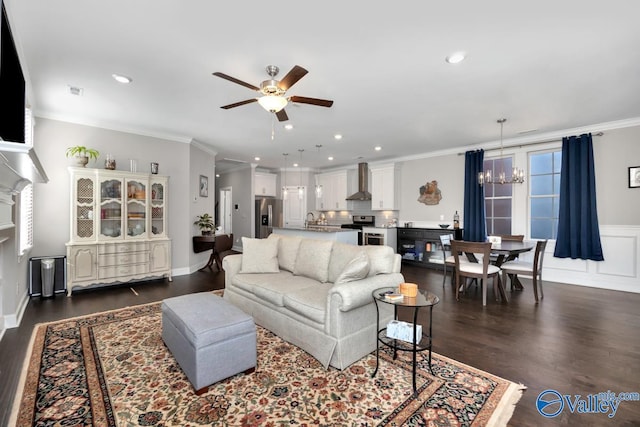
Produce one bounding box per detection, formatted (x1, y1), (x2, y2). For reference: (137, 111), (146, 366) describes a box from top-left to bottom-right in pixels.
(11, 300), (524, 426)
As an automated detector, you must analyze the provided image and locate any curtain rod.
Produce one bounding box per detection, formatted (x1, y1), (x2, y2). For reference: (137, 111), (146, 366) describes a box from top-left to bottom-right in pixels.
(458, 131), (604, 155)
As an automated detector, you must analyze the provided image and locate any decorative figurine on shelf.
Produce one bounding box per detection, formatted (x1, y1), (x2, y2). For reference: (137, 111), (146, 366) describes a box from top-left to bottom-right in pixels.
(105, 154), (116, 170)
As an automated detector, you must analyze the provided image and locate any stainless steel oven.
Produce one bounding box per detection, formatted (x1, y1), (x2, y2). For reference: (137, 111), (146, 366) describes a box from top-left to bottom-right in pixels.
(364, 231), (384, 246)
(340, 215), (375, 245)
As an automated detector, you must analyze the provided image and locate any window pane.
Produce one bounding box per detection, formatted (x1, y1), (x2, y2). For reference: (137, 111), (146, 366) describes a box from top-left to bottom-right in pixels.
(494, 182), (512, 197)
(531, 175), (553, 195)
(485, 200), (493, 217)
(553, 174), (561, 193)
(484, 181), (494, 197)
(531, 197), (552, 217)
(531, 152), (552, 174)
(553, 151), (562, 173)
(532, 219), (554, 239)
(494, 198), (512, 217)
(553, 197), (560, 217)
(493, 218), (511, 235)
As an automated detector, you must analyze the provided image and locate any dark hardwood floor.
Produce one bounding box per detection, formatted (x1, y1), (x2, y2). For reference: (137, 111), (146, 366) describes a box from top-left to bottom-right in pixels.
(1, 265), (639, 426)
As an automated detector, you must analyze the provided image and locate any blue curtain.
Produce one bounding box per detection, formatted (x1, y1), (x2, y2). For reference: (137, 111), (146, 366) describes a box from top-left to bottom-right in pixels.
(554, 133), (604, 261)
(463, 150), (486, 242)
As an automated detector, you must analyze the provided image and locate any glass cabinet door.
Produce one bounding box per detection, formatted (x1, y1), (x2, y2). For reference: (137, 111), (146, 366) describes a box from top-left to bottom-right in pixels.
(75, 177), (95, 240)
(99, 178), (123, 239)
(151, 181), (165, 237)
(126, 179), (147, 238)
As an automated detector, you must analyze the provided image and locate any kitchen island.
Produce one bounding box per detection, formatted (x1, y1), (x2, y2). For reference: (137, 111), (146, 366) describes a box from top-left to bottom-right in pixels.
(273, 227), (359, 245)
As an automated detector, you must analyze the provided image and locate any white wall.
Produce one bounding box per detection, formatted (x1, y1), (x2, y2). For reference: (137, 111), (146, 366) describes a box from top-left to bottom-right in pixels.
(30, 118), (198, 276)
(396, 125), (640, 293)
(215, 166), (253, 250)
(189, 143), (216, 271)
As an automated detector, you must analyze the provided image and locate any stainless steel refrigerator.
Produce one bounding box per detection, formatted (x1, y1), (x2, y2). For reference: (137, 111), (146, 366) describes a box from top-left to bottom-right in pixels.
(255, 197), (283, 238)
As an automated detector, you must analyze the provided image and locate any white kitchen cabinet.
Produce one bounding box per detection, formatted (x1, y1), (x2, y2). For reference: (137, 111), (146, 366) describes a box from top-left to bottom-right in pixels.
(66, 167), (172, 295)
(255, 172), (277, 197)
(370, 164), (398, 210)
(315, 170), (349, 211)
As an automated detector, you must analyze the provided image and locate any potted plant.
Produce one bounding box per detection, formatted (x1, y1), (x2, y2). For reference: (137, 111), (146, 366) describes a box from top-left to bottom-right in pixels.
(194, 213), (215, 235)
(66, 145), (100, 167)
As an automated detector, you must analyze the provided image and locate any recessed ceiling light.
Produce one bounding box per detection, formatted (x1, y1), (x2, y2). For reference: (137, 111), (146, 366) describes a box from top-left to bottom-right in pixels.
(284, 124), (293, 130)
(293, 163), (299, 167)
(328, 156), (334, 161)
(445, 52), (466, 64)
(254, 157), (260, 161)
(374, 146), (382, 151)
(334, 134), (342, 140)
(112, 73), (132, 84)
(215, 174), (220, 178)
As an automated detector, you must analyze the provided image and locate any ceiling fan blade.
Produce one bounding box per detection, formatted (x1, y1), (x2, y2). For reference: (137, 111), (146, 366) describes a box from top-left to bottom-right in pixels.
(213, 72), (260, 91)
(220, 98), (258, 109)
(276, 109), (289, 122)
(290, 96), (334, 108)
(278, 65), (308, 91)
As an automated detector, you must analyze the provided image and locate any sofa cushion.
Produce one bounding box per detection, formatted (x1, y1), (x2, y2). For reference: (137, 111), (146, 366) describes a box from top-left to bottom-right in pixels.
(335, 251), (370, 285)
(364, 245), (396, 277)
(251, 274), (320, 307)
(327, 242), (367, 283)
(269, 233), (302, 272)
(232, 270), (293, 294)
(240, 237), (279, 273)
(293, 239), (334, 283)
(283, 283), (333, 324)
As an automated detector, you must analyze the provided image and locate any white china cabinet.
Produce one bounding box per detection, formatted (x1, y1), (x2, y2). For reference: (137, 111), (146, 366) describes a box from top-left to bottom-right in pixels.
(66, 167), (171, 295)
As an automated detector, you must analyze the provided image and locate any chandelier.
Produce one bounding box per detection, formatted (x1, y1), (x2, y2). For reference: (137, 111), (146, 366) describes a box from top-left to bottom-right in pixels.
(314, 145), (323, 198)
(478, 118), (525, 185)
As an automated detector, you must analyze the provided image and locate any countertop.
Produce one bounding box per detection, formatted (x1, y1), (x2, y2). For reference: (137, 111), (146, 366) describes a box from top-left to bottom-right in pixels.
(273, 227), (356, 233)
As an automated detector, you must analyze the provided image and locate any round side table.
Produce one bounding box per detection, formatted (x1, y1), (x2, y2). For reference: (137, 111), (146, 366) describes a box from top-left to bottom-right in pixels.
(371, 287), (440, 394)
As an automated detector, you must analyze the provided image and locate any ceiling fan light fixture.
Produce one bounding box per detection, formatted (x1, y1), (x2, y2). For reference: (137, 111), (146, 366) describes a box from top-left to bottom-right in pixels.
(258, 95), (288, 112)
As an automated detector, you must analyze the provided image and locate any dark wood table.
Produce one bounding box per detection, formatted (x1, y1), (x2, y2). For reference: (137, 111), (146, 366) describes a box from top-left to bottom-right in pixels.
(192, 235), (217, 271)
(491, 240), (535, 289)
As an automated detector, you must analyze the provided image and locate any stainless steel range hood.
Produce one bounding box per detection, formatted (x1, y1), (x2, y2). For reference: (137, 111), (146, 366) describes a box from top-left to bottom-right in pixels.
(346, 162), (371, 201)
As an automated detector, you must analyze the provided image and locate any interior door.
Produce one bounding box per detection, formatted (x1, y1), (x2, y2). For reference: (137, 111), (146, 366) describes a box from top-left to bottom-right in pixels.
(219, 187), (232, 235)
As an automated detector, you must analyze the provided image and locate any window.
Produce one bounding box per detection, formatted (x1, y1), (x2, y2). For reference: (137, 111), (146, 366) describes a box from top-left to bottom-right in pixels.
(484, 157), (513, 235)
(19, 108), (34, 255)
(529, 150), (562, 239)
(19, 183), (33, 255)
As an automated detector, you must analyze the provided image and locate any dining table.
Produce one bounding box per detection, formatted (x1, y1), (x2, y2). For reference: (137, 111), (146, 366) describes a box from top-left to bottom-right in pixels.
(490, 240), (535, 290)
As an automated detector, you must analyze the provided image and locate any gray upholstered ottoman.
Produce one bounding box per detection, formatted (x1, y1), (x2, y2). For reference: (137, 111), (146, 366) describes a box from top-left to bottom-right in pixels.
(161, 292), (256, 394)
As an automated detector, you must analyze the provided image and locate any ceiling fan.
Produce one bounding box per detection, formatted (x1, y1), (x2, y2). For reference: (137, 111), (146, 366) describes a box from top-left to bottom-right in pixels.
(213, 65), (334, 122)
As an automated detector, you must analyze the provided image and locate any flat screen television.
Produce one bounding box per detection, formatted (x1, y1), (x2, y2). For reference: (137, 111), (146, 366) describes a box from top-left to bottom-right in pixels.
(0, 1), (26, 144)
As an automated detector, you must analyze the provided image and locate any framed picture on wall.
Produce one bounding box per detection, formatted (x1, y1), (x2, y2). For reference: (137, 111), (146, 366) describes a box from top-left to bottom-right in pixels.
(199, 175), (209, 197)
(629, 166), (640, 188)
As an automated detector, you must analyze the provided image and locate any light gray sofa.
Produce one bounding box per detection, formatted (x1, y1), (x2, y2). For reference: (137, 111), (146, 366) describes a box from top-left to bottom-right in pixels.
(223, 234), (404, 370)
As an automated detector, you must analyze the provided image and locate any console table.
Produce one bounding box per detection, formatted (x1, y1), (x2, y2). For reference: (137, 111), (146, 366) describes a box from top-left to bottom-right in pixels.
(192, 235), (216, 271)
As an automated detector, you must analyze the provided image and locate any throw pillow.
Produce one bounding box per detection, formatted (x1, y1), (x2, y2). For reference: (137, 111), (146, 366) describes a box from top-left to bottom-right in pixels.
(327, 242), (365, 283)
(335, 251), (370, 284)
(293, 239), (334, 283)
(240, 237), (279, 273)
(365, 245), (395, 277)
(270, 233), (302, 272)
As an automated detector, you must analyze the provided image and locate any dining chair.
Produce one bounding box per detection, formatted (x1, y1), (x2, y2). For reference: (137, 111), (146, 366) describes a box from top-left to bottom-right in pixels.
(439, 234), (454, 287)
(451, 240), (506, 306)
(500, 239), (548, 303)
(497, 234), (524, 242)
(214, 233), (234, 270)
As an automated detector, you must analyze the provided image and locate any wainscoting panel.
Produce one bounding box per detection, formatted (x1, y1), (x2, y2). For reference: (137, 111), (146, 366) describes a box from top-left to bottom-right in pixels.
(540, 225), (640, 294)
